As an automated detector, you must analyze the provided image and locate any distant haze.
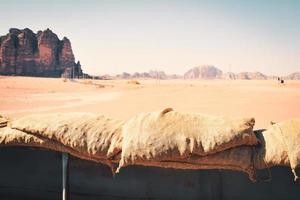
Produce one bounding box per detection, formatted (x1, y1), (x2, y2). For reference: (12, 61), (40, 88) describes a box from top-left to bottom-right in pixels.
(1, 0), (299, 76)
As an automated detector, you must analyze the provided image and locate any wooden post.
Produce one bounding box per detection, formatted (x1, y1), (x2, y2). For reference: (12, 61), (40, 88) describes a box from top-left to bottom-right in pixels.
(62, 152), (69, 200)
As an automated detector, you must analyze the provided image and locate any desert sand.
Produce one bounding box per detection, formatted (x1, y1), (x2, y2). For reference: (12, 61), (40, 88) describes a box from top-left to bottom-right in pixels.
(0, 76), (299, 129)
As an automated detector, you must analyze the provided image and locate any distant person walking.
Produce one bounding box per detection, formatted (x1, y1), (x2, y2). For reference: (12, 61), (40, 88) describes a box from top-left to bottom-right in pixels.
(278, 77), (285, 84)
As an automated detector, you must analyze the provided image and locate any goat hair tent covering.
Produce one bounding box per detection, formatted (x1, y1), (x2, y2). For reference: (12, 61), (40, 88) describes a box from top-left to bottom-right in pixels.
(10, 113), (124, 163)
(0, 109), (299, 181)
(117, 108), (257, 171)
(255, 118), (300, 180)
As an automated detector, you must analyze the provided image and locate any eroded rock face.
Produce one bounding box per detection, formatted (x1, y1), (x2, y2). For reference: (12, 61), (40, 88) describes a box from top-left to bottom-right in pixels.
(0, 29), (19, 74)
(35, 28), (60, 75)
(16, 28), (37, 75)
(236, 72), (267, 80)
(116, 70), (172, 79)
(0, 28), (82, 77)
(59, 37), (75, 70)
(184, 65), (223, 79)
(221, 72), (237, 80)
(285, 72), (300, 80)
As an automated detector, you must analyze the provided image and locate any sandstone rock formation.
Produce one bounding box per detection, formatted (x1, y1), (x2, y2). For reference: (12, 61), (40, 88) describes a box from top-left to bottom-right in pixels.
(0, 28), (82, 77)
(183, 66), (273, 80)
(236, 72), (267, 80)
(221, 72), (237, 80)
(116, 70), (173, 79)
(285, 72), (300, 80)
(118, 66), (298, 81)
(183, 65), (223, 79)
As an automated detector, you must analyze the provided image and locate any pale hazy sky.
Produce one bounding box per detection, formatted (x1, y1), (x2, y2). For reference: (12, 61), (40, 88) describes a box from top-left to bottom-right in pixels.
(1, 0), (299, 75)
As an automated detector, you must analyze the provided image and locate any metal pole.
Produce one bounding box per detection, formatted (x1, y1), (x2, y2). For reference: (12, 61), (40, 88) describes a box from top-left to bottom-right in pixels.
(62, 152), (69, 200)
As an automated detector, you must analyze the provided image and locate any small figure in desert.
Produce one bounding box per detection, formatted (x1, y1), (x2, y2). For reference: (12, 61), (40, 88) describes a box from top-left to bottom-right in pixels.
(277, 77), (285, 84)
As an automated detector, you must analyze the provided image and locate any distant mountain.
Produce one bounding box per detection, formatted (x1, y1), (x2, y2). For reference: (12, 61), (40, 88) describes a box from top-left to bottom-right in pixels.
(148, 70), (168, 79)
(285, 72), (300, 80)
(110, 66), (300, 81)
(236, 72), (267, 80)
(116, 70), (180, 79)
(183, 65), (222, 79)
(182, 65), (274, 80)
(221, 72), (237, 80)
(168, 74), (183, 79)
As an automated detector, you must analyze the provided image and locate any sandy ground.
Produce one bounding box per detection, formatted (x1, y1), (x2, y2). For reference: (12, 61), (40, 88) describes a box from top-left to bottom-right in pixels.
(0, 76), (299, 129)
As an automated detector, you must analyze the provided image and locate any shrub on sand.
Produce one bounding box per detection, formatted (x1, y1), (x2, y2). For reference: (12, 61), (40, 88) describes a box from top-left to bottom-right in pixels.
(83, 80), (93, 85)
(127, 80), (140, 85)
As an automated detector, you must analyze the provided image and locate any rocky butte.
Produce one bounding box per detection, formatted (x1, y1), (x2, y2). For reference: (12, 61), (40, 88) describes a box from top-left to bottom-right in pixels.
(0, 28), (82, 77)
(183, 65), (223, 79)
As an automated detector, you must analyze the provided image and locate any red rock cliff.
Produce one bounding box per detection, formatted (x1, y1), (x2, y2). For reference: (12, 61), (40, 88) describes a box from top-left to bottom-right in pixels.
(0, 28), (82, 77)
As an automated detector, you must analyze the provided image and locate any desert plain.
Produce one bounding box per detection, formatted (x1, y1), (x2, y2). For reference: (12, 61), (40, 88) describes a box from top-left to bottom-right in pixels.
(0, 76), (299, 129)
